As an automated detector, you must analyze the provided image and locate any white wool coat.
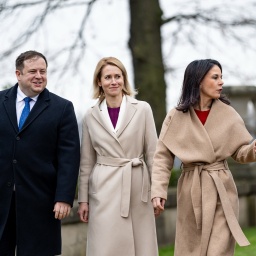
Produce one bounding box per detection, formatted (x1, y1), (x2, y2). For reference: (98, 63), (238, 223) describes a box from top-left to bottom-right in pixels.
(79, 95), (158, 256)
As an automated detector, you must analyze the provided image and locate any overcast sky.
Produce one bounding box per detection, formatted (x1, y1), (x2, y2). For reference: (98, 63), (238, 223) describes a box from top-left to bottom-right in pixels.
(1, 0), (256, 119)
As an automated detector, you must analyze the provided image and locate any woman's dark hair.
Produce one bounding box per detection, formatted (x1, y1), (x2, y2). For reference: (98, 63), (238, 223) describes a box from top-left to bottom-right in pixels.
(176, 59), (230, 112)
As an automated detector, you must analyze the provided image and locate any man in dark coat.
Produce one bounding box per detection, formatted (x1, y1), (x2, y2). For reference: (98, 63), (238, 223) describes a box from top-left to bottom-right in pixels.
(0, 50), (80, 256)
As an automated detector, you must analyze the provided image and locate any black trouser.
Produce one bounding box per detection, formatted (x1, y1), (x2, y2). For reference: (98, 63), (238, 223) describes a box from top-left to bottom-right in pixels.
(0, 192), (16, 256)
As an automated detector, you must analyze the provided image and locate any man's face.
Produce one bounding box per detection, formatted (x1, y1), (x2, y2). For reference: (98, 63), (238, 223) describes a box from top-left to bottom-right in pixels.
(16, 56), (47, 97)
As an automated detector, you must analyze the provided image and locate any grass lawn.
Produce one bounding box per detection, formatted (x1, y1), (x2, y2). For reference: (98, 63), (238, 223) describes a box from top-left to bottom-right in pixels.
(234, 227), (256, 256)
(159, 226), (255, 256)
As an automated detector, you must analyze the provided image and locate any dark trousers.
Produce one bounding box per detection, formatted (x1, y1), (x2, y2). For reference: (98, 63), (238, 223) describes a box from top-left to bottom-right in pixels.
(0, 192), (16, 256)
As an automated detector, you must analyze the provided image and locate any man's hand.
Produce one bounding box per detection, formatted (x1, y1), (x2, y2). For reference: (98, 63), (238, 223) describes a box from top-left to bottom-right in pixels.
(53, 202), (71, 220)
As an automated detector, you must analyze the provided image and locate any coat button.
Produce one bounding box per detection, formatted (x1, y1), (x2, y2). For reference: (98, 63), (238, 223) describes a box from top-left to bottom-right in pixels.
(16, 136), (20, 140)
(7, 182), (12, 187)
(13, 159), (17, 164)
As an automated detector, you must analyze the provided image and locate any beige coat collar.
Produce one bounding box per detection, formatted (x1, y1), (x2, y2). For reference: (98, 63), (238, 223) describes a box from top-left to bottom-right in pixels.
(91, 95), (138, 139)
(161, 99), (252, 163)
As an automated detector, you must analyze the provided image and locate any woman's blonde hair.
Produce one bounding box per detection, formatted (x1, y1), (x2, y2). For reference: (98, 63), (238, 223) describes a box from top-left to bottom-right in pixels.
(92, 57), (136, 101)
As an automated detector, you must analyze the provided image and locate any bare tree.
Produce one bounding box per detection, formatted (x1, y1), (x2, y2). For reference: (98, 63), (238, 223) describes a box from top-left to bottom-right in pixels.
(129, 0), (256, 132)
(1, 0), (256, 133)
(0, 0), (96, 73)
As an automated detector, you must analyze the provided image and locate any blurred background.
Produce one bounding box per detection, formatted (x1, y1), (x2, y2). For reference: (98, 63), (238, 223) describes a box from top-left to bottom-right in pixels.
(1, 0), (256, 133)
(1, 0), (256, 255)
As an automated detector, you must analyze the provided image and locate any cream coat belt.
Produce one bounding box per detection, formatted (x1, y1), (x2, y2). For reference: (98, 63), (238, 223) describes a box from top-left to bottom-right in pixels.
(96, 155), (149, 218)
(182, 161), (250, 247)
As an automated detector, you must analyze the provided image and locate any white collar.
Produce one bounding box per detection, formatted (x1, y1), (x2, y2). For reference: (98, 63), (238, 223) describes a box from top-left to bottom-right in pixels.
(17, 86), (39, 102)
(100, 95), (127, 133)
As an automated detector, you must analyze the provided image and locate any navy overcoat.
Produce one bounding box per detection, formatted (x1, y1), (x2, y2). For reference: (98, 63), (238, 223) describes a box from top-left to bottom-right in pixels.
(0, 84), (80, 255)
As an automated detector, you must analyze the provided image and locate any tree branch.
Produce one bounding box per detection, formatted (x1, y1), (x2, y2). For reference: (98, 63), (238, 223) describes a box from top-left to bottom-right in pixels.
(0, 0), (98, 76)
(162, 9), (256, 28)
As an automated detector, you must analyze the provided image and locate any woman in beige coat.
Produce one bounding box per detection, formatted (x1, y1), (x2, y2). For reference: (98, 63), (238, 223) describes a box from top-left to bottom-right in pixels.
(151, 59), (256, 256)
(78, 57), (158, 256)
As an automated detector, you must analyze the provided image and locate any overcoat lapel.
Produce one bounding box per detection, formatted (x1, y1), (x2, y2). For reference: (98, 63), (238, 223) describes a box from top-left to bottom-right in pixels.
(3, 85), (51, 133)
(3, 85), (19, 132)
(162, 105), (216, 163)
(20, 88), (50, 132)
(91, 102), (118, 141)
(204, 100), (252, 158)
(91, 96), (138, 141)
(204, 99), (230, 131)
(116, 96), (137, 138)
(162, 99), (252, 164)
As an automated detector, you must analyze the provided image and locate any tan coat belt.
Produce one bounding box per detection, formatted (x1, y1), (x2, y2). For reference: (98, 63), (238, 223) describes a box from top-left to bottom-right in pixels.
(182, 161), (250, 247)
(96, 155), (149, 218)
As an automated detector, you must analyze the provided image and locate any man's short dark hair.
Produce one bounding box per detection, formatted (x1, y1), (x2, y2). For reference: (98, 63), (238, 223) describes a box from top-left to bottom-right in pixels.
(16, 50), (48, 72)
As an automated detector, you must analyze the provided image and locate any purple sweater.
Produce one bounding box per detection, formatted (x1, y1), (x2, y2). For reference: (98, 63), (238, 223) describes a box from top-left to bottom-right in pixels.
(107, 107), (120, 128)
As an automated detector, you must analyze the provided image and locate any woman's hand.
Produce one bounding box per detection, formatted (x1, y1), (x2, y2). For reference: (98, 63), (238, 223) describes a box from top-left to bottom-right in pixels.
(77, 202), (89, 223)
(152, 197), (166, 217)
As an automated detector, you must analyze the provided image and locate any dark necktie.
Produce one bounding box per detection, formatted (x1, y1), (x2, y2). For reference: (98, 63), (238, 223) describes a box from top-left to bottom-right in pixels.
(19, 97), (32, 130)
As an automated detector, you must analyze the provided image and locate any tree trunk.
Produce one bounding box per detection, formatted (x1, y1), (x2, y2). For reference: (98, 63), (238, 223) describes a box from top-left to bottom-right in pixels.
(129, 0), (167, 134)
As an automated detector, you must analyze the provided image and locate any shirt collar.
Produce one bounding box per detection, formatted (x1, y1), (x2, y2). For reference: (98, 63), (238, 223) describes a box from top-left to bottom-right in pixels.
(17, 86), (39, 102)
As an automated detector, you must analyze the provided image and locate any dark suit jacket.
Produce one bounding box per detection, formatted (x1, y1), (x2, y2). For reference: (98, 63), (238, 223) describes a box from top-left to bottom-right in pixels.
(0, 84), (80, 255)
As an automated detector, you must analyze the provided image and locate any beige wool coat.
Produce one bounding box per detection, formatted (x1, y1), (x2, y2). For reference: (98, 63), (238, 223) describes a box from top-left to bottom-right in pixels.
(151, 99), (256, 256)
(78, 95), (158, 256)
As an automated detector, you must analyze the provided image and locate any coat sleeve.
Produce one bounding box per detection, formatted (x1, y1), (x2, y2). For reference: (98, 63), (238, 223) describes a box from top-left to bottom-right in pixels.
(143, 102), (157, 175)
(55, 101), (80, 207)
(78, 111), (97, 203)
(151, 110), (175, 200)
(232, 139), (256, 163)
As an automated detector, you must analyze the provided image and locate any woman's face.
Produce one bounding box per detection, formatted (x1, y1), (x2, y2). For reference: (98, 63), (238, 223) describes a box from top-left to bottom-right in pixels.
(200, 65), (224, 101)
(98, 64), (124, 98)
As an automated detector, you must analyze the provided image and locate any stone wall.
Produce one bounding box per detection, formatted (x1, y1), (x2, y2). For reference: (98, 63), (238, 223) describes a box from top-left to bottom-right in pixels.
(61, 211), (87, 256)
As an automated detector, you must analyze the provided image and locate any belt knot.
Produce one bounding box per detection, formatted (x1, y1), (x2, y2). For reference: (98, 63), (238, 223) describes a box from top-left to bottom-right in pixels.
(96, 155), (148, 218)
(131, 158), (142, 166)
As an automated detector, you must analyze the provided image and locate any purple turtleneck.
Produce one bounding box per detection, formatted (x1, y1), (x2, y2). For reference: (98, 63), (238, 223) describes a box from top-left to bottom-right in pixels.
(107, 107), (120, 128)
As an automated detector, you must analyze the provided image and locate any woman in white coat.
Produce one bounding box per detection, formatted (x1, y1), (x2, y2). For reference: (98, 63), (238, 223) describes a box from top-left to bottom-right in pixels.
(78, 57), (158, 256)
